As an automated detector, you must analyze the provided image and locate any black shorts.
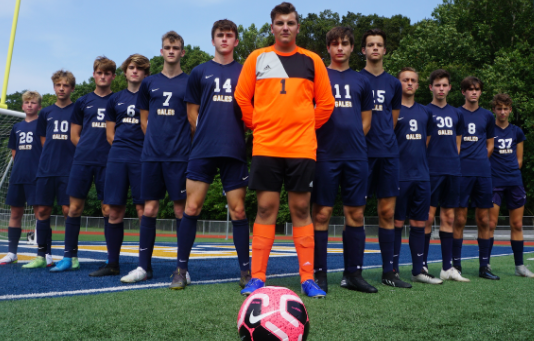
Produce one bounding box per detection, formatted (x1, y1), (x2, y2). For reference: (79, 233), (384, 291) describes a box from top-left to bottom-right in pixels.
(249, 156), (315, 192)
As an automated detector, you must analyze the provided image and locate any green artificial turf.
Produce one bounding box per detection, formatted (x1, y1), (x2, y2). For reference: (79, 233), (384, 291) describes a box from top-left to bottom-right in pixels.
(1, 255), (533, 340)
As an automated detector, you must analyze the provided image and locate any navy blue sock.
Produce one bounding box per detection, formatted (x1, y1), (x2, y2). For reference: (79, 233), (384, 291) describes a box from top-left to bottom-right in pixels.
(313, 230), (328, 272)
(139, 216), (156, 271)
(379, 227), (395, 273)
(439, 231), (453, 270)
(46, 223), (52, 255)
(106, 222), (124, 264)
(409, 226), (425, 276)
(393, 227), (403, 272)
(175, 218), (182, 250)
(36, 219), (51, 257)
(64, 216), (81, 258)
(103, 217), (110, 258)
(452, 238), (463, 267)
(342, 230), (348, 272)
(344, 225), (365, 273)
(478, 238), (490, 267)
(423, 233), (431, 267)
(511, 240), (524, 266)
(489, 237), (494, 263)
(7, 227), (21, 254)
(232, 219), (251, 272)
(177, 213), (199, 270)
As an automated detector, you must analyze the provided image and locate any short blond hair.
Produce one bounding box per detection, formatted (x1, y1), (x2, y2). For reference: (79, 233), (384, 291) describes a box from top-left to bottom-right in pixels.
(93, 56), (116, 74)
(51, 70), (76, 88)
(22, 91), (41, 106)
(120, 54), (151, 76)
(161, 31), (184, 48)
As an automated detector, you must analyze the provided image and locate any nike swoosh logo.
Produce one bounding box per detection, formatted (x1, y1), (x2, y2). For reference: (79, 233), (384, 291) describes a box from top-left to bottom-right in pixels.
(417, 253), (424, 257)
(151, 88), (159, 92)
(86, 106), (93, 108)
(243, 262), (249, 266)
(118, 103), (124, 106)
(140, 248), (147, 251)
(494, 136), (498, 138)
(205, 75), (213, 79)
(397, 117), (404, 120)
(181, 189), (186, 193)
(47, 117), (53, 121)
(242, 176), (249, 180)
(249, 310), (277, 325)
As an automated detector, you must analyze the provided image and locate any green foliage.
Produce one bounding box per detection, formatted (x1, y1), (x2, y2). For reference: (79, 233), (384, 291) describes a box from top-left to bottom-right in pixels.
(5, 91), (24, 111)
(235, 23), (272, 64)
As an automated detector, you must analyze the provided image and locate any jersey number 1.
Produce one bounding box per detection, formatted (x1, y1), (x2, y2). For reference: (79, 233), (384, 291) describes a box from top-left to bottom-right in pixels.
(280, 79), (287, 94)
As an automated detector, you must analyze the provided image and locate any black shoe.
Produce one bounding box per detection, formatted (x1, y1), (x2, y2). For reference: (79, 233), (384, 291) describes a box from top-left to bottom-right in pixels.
(382, 270), (412, 288)
(479, 266), (500, 280)
(345, 270), (378, 293)
(453, 265), (463, 274)
(340, 272), (348, 288)
(89, 263), (120, 277)
(314, 271), (328, 293)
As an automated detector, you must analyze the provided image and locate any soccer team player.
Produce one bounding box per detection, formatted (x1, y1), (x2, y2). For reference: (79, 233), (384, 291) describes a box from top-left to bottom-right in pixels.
(2, 1), (533, 295)
(359, 29), (411, 288)
(312, 27), (376, 293)
(235, 2), (335, 298)
(453, 77), (498, 280)
(27, 71), (77, 269)
(393, 68), (443, 284)
(120, 31), (191, 285)
(0, 91), (42, 265)
(50, 57), (116, 272)
(89, 54), (151, 277)
(172, 20), (251, 290)
(489, 94), (534, 278)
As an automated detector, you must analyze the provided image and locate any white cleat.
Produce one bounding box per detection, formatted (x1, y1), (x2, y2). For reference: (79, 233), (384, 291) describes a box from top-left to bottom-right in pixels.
(121, 266), (148, 283)
(46, 254), (54, 267)
(186, 271), (192, 285)
(440, 267), (470, 282)
(412, 272), (444, 284)
(515, 265), (534, 278)
(0, 252), (17, 265)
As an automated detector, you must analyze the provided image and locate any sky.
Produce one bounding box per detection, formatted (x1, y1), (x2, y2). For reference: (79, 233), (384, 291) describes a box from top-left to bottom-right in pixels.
(0, 0), (443, 96)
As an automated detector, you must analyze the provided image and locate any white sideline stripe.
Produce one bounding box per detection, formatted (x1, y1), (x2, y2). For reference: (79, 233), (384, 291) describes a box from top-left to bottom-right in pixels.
(1, 251), (532, 301)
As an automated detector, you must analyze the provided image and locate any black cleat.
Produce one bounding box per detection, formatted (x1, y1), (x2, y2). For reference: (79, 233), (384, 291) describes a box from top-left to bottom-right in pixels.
(89, 263), (120, 277)
(453, 265), (463, 274)
(479, 266), (500, 280)
(345, 270), (378, 293)
(239, 270), (251, 289)
(382, 270), (412, 288)
(314, 271), (328, 293)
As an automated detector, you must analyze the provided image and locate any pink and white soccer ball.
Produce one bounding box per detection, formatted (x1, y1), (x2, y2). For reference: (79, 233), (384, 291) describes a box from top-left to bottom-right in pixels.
(237, 286), (310, 341)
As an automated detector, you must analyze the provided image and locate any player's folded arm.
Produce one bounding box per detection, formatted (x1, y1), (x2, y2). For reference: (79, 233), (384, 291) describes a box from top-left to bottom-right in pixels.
(234, 52), (258, 129)
(312, 58), (335, 129)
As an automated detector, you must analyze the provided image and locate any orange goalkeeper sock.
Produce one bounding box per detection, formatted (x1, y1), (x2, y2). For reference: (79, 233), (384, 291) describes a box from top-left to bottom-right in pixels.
(293, 223), (315, 283)
(251, 223), (275, 282)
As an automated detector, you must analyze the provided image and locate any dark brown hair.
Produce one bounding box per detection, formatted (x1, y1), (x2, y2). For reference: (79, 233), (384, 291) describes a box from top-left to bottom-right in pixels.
(491, 93), (513, 109)
(361, 28), (387, 49)
(271, 2), (298, 23)
(326, 27), (354, 47)
(211, 19), (238, 39)
(461, 76), (483, 92)
(429, 69), (450, 85)
(161, 31), (184, 49)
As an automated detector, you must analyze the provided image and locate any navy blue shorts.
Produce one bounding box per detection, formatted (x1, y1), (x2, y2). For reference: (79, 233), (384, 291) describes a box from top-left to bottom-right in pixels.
(141, 161), (187, 201)
(394, 181), (430, 221)
(66, 164), (106, 200)
(187, 157), (248, 192)
(104, 162), (143, 205)
(35, 176), (70, 206)
(6, 182), (37, 206)
(312, 160), (368, 207)
(430, 175), (460, 208)
(493, 186), (526, 210)
(459, 176), (493, 208)
(367, 157), (400, 199)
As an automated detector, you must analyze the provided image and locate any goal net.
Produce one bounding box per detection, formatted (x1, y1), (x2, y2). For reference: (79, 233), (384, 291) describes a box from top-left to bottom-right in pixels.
(0, 107), (36, 242)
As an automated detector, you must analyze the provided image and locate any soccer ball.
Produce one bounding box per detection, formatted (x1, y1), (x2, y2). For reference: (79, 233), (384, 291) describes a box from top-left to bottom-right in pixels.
(237, 286), (310, 341)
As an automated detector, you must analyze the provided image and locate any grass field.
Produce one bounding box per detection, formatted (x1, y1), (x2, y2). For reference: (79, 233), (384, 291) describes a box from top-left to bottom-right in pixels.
(2, 254), (533, 340)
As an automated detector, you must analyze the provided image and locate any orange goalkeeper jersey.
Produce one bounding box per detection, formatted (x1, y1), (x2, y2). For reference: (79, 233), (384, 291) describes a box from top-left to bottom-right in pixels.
(234, 45), (335, 160)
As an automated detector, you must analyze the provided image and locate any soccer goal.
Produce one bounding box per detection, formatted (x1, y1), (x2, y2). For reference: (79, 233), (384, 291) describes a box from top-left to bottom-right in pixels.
(0, 107), (36, 242)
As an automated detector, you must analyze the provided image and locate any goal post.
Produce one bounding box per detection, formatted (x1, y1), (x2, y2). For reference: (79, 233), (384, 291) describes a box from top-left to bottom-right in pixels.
(0, 107), (37, 242)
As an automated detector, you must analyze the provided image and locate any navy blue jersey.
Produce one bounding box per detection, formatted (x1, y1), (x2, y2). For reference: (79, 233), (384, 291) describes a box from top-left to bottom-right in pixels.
(316, 68), (374, 161)
(457, 107), (495, 177)
(490, 124), (526, 187)
(136, 73), (190, 162)
(185, 60), (245, 162)
(8, 120), (42, 184)
(426, 104), (464, 176)
(70, 92), (112, 166)
(35, 103), (75, 177)
(105, 89), (144, 163)
(359, 69), (402, 158)
(395, 103), (433, 181)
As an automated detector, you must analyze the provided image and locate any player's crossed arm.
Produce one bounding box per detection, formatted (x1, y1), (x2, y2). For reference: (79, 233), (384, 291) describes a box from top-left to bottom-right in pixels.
(70, 123), (82, 147)
(186, 103), (200, 138)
